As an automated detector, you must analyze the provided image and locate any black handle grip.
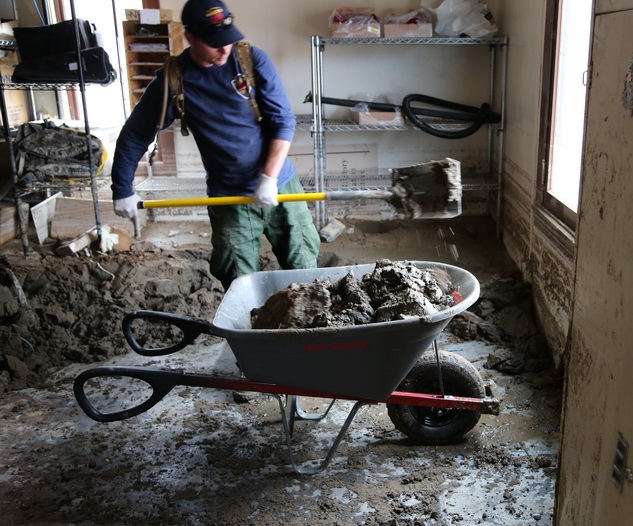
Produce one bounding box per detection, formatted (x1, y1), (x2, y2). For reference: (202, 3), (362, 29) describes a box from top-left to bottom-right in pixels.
(122, 310), (217, 357)
(73, 366), (183, 422)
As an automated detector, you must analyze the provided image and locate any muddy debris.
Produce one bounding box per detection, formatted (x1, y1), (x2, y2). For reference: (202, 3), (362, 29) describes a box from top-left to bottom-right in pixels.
(0, 249), (223, 394)
(448, 272), (554, 374)
(0, 219), (561, 526)
(251, 259), (462, 329)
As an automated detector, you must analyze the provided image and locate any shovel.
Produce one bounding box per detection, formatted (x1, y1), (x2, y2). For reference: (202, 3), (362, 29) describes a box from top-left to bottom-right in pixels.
(137, 158), (462, 220)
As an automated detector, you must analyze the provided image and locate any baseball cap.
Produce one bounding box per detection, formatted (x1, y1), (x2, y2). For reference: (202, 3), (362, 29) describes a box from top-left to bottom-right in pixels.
(181, 0), (244, 48)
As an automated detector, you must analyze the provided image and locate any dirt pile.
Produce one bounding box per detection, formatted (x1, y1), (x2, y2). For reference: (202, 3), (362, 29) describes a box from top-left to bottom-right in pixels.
(251, 259), (462, 329)
(0, 249), (223, 393)
(448, 272), (554, 373)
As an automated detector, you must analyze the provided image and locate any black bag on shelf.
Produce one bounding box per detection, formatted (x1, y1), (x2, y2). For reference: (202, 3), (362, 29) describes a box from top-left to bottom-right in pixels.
(12, 19), (100, 61)
(11, 47), (117, 86)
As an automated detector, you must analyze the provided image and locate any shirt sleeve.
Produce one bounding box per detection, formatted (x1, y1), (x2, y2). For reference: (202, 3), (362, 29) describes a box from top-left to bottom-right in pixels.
(251, 47), (296, 143)
(110, 69), (175, 200)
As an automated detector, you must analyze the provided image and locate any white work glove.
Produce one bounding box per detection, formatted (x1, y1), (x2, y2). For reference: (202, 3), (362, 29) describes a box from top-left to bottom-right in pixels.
(253, 174), (279, 207)
(113, 193), (141, 218)
(99, 226), (120, 253)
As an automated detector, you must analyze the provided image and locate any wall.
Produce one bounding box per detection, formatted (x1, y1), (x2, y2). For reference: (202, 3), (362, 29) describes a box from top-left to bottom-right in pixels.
(493, 0), (575, 367)
(160, 0), (499, 200)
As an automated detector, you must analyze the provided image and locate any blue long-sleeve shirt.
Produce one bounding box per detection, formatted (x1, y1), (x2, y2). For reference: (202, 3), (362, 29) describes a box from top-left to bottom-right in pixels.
(111, 45), (297, 200)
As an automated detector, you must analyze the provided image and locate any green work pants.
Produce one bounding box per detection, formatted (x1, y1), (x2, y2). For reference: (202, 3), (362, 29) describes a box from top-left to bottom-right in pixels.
(208, 176), (321, 290)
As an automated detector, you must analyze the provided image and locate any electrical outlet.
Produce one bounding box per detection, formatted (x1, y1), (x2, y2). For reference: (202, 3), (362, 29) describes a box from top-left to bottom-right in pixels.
(612, 433), (631, 492)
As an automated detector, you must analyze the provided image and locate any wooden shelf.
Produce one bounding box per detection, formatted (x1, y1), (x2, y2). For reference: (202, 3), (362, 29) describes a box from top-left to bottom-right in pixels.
(122, 20), (183, 109)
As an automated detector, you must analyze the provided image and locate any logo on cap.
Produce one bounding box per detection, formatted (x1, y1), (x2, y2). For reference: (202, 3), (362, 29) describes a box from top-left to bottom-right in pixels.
(206, 7), (232, 26)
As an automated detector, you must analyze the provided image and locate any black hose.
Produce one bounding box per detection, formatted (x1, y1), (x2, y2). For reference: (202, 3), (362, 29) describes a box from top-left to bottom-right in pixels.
(403, 94), (487, 139)
(306, 93), (490, 123)
(304, 92), (501, 139)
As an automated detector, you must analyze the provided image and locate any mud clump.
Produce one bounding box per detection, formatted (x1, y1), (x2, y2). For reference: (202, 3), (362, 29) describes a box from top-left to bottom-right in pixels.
(251, 259), (462, 329)
(0, 250), (223, 394)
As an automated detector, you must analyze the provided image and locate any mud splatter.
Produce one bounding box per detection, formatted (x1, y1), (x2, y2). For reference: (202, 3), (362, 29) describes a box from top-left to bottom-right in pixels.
(622, 56), (633, 116)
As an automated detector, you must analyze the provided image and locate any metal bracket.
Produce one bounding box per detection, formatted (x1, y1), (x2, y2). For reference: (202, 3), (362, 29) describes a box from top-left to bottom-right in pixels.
(274, 394), (370, 475)
(612, 433), (632, 492)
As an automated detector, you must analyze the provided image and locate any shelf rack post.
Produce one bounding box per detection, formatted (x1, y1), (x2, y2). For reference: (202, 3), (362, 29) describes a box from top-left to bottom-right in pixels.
(495, 38), (509, 239)
(0, 84), (29, 255)
(69, 0), (101, 240)
(310, 35), (327, 230)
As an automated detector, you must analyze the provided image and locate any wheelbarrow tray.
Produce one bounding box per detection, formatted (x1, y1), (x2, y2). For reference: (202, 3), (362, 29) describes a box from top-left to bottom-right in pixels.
(211, 261), (479, 401)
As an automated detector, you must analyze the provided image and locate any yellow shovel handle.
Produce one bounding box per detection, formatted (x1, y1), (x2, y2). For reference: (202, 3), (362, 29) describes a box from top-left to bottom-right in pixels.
(138, 193), (328, 209)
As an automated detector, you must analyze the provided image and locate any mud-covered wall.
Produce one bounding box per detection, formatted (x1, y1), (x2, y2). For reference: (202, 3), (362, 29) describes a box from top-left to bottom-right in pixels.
(493, 1), (575, 368)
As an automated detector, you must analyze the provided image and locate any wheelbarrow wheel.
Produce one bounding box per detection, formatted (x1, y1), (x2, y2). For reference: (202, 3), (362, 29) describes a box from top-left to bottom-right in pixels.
(387, 350), (485, 445)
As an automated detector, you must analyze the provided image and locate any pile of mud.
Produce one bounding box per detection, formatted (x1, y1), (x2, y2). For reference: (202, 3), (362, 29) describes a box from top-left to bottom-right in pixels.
(0, 250), (223, 393)
(251, 259), (462, 329)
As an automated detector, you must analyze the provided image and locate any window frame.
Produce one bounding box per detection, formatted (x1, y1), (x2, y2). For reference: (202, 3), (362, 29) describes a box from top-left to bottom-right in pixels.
(537, 0), (593, 232)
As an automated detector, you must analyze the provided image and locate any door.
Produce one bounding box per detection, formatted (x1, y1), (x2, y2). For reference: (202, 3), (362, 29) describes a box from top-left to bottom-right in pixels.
(556, 7), (633, 525)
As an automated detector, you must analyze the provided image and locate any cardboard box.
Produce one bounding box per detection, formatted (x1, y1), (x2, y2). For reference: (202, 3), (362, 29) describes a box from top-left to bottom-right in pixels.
(0, 56), (30, 126)
(383, 8), (433, 38)
(329, 7), (380, 38)
(330, 22), (380, 38)
(125, 9), (173, 23)
(383, 23), (433, 38)
(352, 110), (405, 126)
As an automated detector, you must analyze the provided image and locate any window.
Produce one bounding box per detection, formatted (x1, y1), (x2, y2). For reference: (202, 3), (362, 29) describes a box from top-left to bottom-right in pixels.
(538, 0), (593, 230)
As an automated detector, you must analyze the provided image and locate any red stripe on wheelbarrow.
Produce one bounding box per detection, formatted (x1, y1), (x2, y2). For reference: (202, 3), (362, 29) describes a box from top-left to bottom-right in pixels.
(185, 375), (486, 411)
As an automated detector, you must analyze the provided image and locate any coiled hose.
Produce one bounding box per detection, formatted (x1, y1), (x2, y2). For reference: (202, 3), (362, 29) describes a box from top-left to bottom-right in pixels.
(401, 94), (499, 139)
(304, 92), (501, 139)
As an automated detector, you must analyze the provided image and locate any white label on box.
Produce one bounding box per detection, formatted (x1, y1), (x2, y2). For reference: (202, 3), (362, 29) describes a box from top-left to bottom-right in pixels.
(140, 9), (160, 24)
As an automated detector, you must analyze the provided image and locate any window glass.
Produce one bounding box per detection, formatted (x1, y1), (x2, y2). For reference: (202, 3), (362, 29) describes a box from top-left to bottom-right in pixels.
(548, 0), (593, 213)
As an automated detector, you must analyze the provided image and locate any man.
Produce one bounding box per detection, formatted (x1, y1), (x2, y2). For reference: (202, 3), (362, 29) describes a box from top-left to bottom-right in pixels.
(111, 0), (320, 290)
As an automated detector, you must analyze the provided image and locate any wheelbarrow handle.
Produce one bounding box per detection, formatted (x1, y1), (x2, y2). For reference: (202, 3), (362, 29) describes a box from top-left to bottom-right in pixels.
(73, 366), (183, 422)
(122, 310), (218, 357)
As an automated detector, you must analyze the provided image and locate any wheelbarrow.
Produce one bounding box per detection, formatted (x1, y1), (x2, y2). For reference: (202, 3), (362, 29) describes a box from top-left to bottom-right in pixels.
(73, 262), (501, 474)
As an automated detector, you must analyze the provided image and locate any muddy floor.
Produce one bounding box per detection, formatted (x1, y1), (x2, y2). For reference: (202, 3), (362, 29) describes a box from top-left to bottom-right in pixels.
(0, 217), (562, 525)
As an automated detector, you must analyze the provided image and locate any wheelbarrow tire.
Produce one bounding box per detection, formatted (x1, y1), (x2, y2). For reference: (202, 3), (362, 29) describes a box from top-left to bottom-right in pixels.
(387, 350), (485, 445)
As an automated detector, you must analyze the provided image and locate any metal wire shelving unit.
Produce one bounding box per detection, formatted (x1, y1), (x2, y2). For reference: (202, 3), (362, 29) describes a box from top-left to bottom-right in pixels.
(307, 35), (509, 229)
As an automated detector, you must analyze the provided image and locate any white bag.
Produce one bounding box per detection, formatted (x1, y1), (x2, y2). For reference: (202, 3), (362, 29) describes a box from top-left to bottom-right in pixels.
(423, 0), (498, 38)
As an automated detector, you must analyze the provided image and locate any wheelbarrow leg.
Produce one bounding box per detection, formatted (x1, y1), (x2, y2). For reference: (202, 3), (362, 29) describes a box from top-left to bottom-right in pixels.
(432, 339), (446, 396)
(274, 395), (371, 475)
(294, 397), (336, 420)
(284, 396), (337, 437)
(286, 395), (337, 437)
